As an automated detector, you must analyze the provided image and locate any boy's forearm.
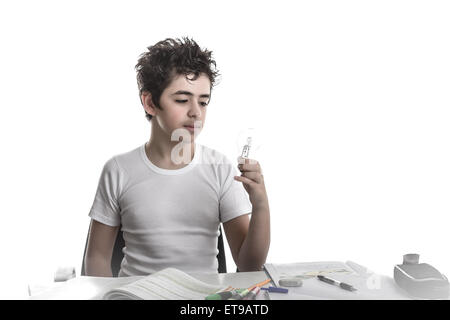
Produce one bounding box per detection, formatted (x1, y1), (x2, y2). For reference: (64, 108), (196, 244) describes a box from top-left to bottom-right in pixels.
(85, 256), (113, 277)
(236, 202), (270, 272)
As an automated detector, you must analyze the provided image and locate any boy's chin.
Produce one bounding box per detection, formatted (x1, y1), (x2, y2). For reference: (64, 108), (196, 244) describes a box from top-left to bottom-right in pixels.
(176, 134), (199, 143)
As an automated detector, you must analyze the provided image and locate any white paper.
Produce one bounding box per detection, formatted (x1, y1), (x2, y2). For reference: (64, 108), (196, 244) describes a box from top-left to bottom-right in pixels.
(103, 268), (228, 300)
(263, 261), (411, 300)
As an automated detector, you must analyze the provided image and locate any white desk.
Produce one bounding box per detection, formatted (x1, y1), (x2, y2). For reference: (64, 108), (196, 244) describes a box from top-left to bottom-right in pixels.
(29, 271), (271, 300)
(29, 269), (448, 300)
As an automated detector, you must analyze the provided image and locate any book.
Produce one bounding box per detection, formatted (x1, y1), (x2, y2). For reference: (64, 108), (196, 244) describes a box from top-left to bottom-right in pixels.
(263, 261), (410, 300)
(103, 268), (229, 300)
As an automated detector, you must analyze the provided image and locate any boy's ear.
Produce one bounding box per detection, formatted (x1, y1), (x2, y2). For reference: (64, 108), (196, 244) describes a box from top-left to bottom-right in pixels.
(141, 91), (157, 117)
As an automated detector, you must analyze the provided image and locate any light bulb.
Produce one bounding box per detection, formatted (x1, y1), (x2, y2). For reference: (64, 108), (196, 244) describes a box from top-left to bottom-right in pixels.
(236, 127), (263, 160)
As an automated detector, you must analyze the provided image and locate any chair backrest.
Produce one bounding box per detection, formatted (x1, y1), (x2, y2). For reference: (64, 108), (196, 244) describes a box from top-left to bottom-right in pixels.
(81, 222), (227, 276)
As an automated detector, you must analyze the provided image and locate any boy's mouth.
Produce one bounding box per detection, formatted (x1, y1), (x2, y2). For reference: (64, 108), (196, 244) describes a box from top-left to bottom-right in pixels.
(183, 125), (197, 132)
(183, 123), (202, 129)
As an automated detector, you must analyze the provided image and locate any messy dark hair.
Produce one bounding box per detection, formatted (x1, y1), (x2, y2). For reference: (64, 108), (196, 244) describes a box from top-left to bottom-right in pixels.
(135, 37), (220, 122)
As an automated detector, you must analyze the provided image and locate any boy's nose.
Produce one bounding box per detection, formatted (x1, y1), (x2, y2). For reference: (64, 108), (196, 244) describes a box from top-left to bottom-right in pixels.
(188, 102), (202, 118)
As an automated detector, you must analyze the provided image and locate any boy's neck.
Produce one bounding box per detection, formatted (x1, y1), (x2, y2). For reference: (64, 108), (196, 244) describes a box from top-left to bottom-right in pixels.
(145, 138), (196, 170)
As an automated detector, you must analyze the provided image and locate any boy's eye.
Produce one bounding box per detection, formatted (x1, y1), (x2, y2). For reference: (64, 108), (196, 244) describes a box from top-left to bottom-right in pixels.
(176, 99), (208, 107)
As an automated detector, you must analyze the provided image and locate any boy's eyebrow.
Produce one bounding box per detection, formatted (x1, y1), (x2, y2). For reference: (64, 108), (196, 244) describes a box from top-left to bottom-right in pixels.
(172, 90), (210, 98)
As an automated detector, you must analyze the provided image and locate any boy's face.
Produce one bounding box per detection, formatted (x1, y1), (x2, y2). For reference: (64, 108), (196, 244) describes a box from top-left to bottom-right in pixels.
(144, 72), (211, 143)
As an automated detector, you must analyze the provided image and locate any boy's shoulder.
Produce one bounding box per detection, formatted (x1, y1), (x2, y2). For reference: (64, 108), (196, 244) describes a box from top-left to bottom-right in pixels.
(197, 144), (233, 166)
(113, 144), (142, 162)
(102, 144), (143, 175)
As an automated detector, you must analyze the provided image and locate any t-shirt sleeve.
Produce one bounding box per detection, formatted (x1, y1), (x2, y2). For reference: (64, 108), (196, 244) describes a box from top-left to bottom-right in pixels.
(219, 156), (253, 223)
(88, 157), (122, 226)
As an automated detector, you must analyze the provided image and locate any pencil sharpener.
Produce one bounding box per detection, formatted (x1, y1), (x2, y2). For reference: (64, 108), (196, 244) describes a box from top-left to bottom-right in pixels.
(393, 253), (449, 299)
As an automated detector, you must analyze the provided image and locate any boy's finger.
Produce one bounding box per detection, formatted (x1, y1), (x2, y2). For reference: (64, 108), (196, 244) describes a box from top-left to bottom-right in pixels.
(234, 175), (255, 186)
(238, 162), (261, 173)
(241, 172), (263, 184)
(237, 156), (257, 165)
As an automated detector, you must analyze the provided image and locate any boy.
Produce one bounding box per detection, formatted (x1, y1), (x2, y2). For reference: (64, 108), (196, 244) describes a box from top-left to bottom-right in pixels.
(84, 37), (270, 277)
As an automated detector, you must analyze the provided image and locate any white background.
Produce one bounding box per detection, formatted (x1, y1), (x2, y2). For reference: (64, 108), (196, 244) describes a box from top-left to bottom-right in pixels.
(1, 0), (449, 298)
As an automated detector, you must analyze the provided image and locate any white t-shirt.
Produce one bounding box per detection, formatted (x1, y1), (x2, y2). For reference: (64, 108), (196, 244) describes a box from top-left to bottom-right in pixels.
(88, 142), (252, 276)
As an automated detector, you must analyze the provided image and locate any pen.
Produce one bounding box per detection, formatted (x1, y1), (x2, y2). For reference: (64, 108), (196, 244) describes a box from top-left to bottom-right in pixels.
(205, 288), (246, 300)
(243, 286), (261, 300)
(208, 279), (271, 300)
(248, 279), (272, 290)
(228, 288), (251, 300)
(230, 278), (271, 300)
(261, 286), (289, 293)
(317, 275), (357, 292)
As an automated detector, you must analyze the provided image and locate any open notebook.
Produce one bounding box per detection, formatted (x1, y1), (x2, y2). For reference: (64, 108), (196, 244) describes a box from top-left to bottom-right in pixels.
(103, 268), (228, 300)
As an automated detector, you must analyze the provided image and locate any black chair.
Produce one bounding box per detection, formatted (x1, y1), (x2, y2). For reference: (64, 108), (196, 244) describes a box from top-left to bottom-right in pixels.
(81, 221), (228, 276)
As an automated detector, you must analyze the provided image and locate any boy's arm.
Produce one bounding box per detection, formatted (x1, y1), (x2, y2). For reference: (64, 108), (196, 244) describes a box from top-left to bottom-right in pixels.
(84, 219), (120, 277)
(224, 157), (271, 272)
(223, 201), (270, 271)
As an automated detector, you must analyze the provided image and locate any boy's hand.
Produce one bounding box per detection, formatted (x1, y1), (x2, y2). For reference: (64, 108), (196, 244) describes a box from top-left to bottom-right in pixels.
(234, 156), (269, 208)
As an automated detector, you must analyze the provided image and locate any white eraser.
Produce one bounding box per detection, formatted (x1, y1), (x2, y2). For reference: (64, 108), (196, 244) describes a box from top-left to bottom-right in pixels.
(279, 278), (303, 287)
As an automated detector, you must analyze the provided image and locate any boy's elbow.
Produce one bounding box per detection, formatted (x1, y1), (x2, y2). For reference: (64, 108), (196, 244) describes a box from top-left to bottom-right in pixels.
(236, 242), (270, 272)
(84, 255), (113, 277)
(236, 254), (267, 272)
(237, 262), (265, 272)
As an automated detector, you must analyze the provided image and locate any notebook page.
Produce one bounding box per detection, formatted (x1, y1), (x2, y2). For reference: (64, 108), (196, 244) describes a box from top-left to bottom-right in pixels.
(103, 268), (228, 300)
